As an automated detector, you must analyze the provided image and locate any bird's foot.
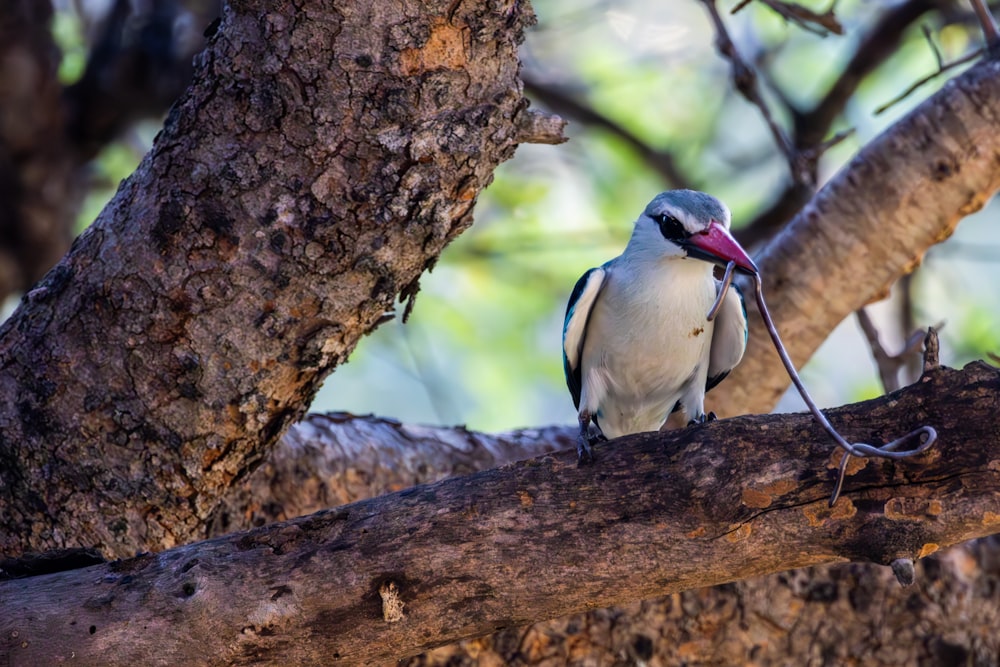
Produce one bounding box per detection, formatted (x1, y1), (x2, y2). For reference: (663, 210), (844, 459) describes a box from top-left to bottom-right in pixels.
(577, 411), (604, 465)
(687, 412), (717, 426)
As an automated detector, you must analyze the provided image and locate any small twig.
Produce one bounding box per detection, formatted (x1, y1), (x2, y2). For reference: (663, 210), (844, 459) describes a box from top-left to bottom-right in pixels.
(970, 0), (1000, 49)
(923, 327), (940, 373)
(875, 49), (983, 115)
(922, 24), (945, 69)
(740, 0), (843, 37)
(514, 107), (568, 145)
(857, 308), (902, 393)
(856, 308), (926, 394)
(795, 128), (855, 170)
(899, 273), (920, 382)
(702, 0), (811, 185)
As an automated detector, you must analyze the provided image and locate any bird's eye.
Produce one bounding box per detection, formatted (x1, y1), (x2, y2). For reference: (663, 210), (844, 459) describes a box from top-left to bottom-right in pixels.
(654, 214), (690, 241)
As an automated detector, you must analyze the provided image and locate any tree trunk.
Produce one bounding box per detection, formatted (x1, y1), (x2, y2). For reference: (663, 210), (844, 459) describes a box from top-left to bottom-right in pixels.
(0, 0), (545, 558)
(3, 363), (999, 665)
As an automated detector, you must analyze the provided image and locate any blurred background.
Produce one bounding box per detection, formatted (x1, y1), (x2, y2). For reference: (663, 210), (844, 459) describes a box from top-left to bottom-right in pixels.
(9, 0), (1000, 432)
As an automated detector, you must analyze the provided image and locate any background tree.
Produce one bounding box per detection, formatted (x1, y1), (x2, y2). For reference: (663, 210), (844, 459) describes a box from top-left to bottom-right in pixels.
(2, 0), (1000, 664)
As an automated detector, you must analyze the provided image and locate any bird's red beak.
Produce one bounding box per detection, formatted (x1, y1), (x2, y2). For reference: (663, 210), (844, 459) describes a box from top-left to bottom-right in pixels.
(689, 221), (758, 275)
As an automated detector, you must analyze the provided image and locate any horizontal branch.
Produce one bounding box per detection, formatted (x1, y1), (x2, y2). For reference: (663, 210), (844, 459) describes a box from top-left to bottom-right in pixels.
(3, 363), (999, 665)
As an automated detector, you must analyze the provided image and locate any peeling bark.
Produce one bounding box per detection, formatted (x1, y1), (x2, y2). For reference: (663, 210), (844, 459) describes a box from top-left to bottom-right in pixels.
(2, 363), (999, 665)
(0, 0), (540, 558)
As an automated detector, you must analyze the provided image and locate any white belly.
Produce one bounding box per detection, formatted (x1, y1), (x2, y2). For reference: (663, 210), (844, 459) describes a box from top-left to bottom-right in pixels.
(580, 259), (716, 438)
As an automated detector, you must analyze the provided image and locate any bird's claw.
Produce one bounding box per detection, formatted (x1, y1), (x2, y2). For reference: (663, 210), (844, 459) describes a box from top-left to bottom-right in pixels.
(687, 412), (717, 426)
(577, 410), (604, 465)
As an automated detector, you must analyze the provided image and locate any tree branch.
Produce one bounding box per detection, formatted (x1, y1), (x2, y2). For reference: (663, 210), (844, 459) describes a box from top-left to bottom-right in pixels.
(521, 75), (692, 189)
(0, 0), (80, 300)
(206, 412), (568, 535)
(709, 55), (1000, 418)
(736, 0), (943, 246)
(3, 363), (999, 665)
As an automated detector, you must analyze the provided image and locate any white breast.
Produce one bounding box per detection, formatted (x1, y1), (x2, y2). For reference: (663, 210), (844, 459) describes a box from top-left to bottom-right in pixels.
(580, 257), (717, 438)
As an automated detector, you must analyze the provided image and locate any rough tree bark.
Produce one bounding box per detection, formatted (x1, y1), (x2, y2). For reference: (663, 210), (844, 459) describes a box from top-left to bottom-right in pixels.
(0, 0), (559, 558)
(208, 414), (566, 534)
(210, 412), (1000, 667)
(1, 0), (996, 562)
(3, 2), (1000, 665)
(3, 363), (999, 665)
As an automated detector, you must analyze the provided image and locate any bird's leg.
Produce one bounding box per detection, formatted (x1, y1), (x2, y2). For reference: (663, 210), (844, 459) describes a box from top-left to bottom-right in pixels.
(576, 410), (599, 464)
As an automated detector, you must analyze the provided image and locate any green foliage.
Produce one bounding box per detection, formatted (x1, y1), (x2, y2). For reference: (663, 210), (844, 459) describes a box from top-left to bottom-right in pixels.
(51, 10), (87, 84)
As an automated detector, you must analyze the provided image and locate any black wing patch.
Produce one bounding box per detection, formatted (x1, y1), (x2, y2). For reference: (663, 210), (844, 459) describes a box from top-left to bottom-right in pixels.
(562, 267), (605, 410)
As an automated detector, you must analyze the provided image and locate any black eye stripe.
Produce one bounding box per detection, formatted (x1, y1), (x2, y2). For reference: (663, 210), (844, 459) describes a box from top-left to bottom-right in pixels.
(654, 214), (690, 241)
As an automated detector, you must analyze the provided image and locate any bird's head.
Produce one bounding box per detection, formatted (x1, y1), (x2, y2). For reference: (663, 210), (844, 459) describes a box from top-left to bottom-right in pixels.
(633, 190), (758, 275)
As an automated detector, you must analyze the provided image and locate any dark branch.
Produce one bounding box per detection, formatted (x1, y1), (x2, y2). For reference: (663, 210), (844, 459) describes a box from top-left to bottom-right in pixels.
(738, 0), (944, 245)
(970, 0), (1000, 48)
(733, 0), (843, 37)
(521, 75), (693, 189)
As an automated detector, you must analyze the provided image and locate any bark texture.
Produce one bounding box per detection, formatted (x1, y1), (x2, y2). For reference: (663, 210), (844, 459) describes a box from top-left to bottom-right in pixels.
(213, 386), (1000, 666)
(207, 412), (567, 535)
(410, 539), (1000, 666)
(3, 363), (999, 665)
(708, 56), (1000, 418)
(0, 0), (539, 558)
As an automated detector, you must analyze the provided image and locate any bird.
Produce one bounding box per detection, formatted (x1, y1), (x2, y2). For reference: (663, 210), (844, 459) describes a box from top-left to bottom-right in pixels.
(562, 190), (758, 463)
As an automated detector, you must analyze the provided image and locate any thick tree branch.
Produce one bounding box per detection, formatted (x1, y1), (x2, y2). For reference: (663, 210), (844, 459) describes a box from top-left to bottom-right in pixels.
(709, 55), (1000, 418)
(0, 0), (535, 558)
(3, 363), (999, 665)
(207, 412), (567, 535)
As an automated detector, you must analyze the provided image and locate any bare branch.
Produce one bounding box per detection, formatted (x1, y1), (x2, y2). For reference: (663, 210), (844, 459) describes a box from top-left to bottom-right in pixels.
(736, 0), (942, 246)
(521, 75), (692, 188)
(3, 364), (1000, 665)
(856, 307), (926, 393)
(875, 49), (983, 115)
(702, 0), (807, 183)
(514, 107), (568, 145)
(970, 0), (1000, 47)
(733, 0), (844, 37)
(924, 326), (941, 372)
